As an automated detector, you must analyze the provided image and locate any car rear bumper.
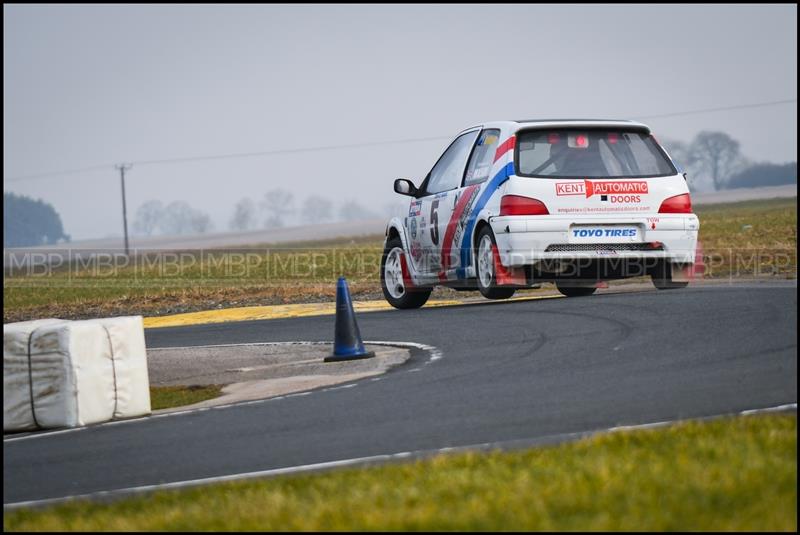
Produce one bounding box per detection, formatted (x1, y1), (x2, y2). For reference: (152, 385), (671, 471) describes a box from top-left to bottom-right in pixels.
(489, 214), (699, 267)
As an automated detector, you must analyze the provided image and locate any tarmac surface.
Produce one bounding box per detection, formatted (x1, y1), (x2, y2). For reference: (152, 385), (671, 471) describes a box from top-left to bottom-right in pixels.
(3, 280), (797, 505)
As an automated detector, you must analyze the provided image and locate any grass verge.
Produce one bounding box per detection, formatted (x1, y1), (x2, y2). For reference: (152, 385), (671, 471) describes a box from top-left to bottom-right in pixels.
(3, 197), (796, 323)
(149, 385), (223, 411)
(695, 197), (797, 278)
(4, 412), (796, 531)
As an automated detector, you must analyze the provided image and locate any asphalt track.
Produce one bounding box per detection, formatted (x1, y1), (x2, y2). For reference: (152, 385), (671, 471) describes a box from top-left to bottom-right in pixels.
(4, 281), (797, 505)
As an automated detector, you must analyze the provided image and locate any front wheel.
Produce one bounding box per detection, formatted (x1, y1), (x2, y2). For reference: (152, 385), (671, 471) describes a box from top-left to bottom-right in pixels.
(381, 236), (432, 309)
(475, 227), (516, 300)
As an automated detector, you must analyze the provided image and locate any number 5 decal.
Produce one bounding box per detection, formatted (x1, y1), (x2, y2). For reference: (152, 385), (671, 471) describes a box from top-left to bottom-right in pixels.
(430, 199), (439, 245)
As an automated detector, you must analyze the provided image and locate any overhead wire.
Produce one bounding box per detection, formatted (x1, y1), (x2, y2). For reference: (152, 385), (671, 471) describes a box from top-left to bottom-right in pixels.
(6, 98), (796, 183)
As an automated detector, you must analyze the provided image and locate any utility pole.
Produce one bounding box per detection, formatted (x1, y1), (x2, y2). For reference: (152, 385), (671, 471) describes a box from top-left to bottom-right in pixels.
(115, 164), (133, 256)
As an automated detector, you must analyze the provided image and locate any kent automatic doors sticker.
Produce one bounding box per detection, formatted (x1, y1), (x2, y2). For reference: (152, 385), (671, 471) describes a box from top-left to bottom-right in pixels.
(556, 180), (649, 203)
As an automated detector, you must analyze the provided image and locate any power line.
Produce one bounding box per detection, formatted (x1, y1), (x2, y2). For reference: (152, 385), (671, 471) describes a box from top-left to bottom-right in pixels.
(130, 136), (452, 167)
(5, 163), (117, 183)
(5, 97), (797, 183)
(5, 136), (452, 183)
(634, 98), (796, 120)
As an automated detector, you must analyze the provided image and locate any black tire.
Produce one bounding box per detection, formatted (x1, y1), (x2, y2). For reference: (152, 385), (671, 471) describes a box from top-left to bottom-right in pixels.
(381, 236), (432, 309)
(474, 226), (516, 300)
(651, 262), (690, 290)
(555, 282), (597, 298)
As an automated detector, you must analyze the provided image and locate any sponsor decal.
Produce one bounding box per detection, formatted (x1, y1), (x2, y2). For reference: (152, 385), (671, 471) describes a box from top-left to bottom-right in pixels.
(447, 185), (481, 270)
(557, 206), (652, 214)
(408, 200), (422, 217)
(572, 228), (637, 238)
(556, 181), (585, 196)
(410, 241), (423, 262)
(556, 179), (649, 200)
(466, 166), (491, 184)
(409, 218), (417, 239)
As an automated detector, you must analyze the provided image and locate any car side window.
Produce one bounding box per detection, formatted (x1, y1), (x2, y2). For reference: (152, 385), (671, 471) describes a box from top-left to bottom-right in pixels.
(424, 131), (480, 195)
(464, 129), (501, 186)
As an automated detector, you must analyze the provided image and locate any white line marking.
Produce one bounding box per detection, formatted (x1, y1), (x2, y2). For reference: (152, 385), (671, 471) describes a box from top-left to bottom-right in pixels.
(608, 420), (673, 433)
(739, 402), (796, 415)
(4, 401), (795, 510)
(2, 341), (441, 444)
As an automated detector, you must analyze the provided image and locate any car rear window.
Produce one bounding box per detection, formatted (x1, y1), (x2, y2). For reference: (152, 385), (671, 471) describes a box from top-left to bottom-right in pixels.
(515, 129), (676, 178)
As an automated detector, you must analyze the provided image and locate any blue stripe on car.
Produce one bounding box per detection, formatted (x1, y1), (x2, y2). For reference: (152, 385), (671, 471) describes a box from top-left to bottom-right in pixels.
(458, 161), (515, 272)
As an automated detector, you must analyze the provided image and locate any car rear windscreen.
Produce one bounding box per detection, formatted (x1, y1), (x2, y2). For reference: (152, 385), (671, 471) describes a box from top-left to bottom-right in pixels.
(515, 129), (676, 179)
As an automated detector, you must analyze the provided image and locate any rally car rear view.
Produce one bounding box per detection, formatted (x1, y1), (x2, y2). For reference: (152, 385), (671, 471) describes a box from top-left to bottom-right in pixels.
(381, 119), (700, 309)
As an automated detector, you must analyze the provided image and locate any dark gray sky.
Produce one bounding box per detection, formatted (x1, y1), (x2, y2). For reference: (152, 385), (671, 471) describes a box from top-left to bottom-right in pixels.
(4, 4), (797, 240)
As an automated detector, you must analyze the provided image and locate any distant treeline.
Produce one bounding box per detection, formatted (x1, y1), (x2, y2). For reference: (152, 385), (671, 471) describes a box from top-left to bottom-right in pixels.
(3, 192), (69, 248)
(727, 162), (797, 190)
(132, 192), (405, 236)
(661, 131), (797, 191)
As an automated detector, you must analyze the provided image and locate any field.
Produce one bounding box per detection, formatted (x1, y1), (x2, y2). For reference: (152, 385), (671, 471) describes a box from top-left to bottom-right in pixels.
(3, 197), (796, 323)
(4, 412), (796, 531)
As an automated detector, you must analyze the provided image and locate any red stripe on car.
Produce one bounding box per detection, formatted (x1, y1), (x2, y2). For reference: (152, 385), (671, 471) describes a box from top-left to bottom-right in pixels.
(494, 136), (516, 163)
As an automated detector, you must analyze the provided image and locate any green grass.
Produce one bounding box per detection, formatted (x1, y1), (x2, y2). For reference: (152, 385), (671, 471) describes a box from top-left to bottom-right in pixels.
(3, 236), (387, 323)
(3, 198), (796, 323)
(695, 197), (797, 278)
(149, 385), (223, 410)
(4, 413), (796, 531)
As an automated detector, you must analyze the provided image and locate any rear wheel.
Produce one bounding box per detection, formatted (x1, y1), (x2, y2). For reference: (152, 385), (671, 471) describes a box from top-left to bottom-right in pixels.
(381, 236), (432, 309)
(475, 227), (516, 300)
(651, 262), (690, 290)
(555, 282), (597, 298)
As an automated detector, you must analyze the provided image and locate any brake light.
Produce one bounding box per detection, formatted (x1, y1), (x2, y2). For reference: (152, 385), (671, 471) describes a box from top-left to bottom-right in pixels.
(658, 193), (692, 214)
(500, 195), (550, 216)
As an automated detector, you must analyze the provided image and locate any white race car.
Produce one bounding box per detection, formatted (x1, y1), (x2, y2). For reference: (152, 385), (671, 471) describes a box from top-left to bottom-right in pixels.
(381, 119), (700, 309)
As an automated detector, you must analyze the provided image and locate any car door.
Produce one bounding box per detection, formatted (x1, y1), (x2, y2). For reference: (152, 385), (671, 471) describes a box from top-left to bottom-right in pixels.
(439, 129), (502, 278)
(407, 129), (480, 275)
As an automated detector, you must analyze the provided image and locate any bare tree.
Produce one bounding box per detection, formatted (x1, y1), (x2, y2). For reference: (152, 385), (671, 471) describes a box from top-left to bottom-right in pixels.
(261, 189), (295, 228)
(190, 210), (212, 234)
(229, 198), (257, 231)
(688, 131), (743, 190)
(660, 138), (690, 171)
(132, 200), (164, 236)
(302, 195), (333, 225)
(161, 201), (213, 235)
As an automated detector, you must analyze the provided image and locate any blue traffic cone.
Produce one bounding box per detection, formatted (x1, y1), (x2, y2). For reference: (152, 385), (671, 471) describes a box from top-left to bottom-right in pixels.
(324, 277), (375, 362)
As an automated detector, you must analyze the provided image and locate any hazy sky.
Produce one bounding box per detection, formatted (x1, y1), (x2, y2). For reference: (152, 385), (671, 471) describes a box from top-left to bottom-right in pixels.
(4, 4), (797, 241)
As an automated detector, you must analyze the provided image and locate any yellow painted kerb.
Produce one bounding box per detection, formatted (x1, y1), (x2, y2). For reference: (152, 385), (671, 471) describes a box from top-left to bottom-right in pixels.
(143, 294), (563, 329)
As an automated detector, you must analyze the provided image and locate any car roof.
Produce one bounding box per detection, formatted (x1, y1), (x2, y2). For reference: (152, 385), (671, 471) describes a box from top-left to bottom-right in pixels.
(458, 119), (651, 135)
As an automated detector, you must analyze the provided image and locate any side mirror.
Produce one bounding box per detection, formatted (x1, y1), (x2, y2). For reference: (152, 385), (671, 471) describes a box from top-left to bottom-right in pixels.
(682, 172), (688, 182)
(394, 178), (418, 197)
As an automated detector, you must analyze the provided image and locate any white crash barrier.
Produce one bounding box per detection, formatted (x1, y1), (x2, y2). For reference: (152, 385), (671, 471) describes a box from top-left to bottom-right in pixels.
(3, 316), (151, 431)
